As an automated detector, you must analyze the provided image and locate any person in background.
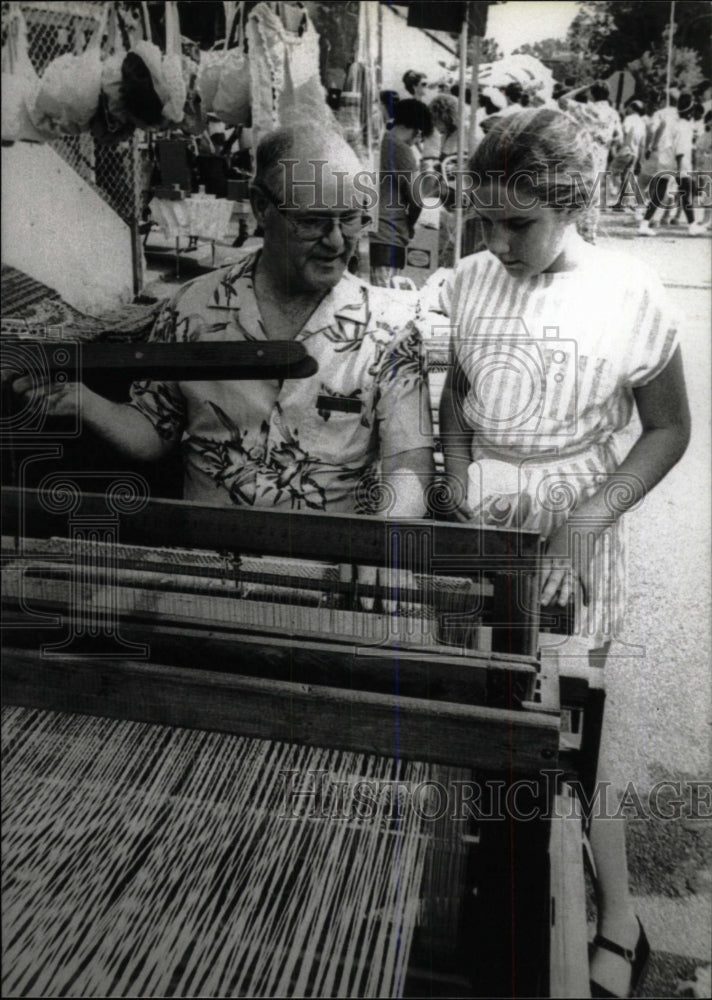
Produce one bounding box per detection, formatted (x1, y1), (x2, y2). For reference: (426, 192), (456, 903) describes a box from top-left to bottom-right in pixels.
(693, 109), (712, 229)
(642, 86), (680, 188)
(369, 98), (434, 287)
(611, 99), (647, 212)
(693, 78), (712, 115)
(440, 108), (690, 999)
(428, 93), (481, 267)
(402, 69), (429, 100)
(495, 80), (524, 117)
(478, 86), (507, 133)
(378, 89), (399, 129)
(449, 83), (471, 104)
(429, 93), (463, 162)
(639, 92), (705, 236)
(643, 88), (681, 227)
(559, 81), (622, 241)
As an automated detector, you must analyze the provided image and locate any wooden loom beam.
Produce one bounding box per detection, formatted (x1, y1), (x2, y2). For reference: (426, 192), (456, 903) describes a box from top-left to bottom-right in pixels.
(2, 649), (559, 777)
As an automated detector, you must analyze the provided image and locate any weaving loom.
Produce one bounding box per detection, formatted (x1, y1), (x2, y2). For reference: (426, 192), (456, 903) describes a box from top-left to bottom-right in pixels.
(1, 343), (597, 998)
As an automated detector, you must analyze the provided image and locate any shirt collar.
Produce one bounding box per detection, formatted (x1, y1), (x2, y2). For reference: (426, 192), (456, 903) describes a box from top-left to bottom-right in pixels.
(300, 272), (370, 338)
(209, 252), (260, 311)
(208, 255), (370, 334)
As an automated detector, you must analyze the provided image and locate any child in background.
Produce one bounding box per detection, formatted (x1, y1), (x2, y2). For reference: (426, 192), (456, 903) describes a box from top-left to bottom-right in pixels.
(439, 108), (690, 998)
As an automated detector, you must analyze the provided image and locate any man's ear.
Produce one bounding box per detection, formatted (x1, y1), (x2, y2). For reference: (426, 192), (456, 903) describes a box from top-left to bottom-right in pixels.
(249, 185), (268, 226)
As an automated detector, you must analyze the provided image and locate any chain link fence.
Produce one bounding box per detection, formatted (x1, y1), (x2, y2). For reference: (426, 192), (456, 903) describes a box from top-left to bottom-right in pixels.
(2, 1), (149, 235)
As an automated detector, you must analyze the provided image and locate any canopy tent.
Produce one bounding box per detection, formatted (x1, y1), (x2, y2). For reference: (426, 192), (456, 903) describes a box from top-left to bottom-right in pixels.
(478, 53), (555, 101)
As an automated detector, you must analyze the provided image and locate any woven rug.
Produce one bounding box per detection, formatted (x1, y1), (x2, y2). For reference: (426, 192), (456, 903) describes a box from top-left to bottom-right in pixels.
(1, 266), (161, 342)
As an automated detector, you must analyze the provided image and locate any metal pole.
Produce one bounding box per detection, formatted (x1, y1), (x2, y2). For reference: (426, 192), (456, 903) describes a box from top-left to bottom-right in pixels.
(377, 0), (383, 90)
(468, 34), (481, 152)
(665, 0), (675, 106)
(453, 17), (468, 267)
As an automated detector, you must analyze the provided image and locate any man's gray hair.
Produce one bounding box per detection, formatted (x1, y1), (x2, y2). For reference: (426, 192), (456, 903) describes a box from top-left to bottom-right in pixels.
(253, 127), (299, 193)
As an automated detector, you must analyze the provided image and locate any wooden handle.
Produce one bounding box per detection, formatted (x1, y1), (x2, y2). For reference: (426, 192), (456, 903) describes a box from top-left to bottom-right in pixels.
(0, 340), (318, 381)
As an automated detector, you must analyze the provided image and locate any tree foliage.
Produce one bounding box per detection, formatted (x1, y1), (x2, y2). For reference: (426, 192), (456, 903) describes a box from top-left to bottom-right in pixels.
(566, 1), (711, 79)
(628, 25), (703, 107)
(474, 36), (503, 64)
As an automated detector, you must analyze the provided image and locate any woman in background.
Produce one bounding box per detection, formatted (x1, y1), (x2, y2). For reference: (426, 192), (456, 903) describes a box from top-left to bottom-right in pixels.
(369, 98), (434, 287)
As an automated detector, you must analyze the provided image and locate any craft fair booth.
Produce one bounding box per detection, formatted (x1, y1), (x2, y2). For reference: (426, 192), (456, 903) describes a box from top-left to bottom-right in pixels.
(2, 5), (598, 997)
(2, 0), (382, 296)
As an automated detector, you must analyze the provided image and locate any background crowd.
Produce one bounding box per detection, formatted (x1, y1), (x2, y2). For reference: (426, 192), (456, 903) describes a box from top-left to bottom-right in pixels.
(369, 69), (712, 286)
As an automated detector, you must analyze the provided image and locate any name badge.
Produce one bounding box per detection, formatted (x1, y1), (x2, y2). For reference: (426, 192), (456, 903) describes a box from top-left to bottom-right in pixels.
(316, 395), (363, 414)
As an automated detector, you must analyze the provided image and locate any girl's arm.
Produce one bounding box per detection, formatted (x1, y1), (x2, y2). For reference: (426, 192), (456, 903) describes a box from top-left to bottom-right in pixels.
(542, 347), (691, 605)
(439, 360), (475, 521)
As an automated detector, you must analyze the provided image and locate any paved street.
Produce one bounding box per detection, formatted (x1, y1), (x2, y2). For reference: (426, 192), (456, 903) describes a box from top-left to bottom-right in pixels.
(581, 210), (711, 997)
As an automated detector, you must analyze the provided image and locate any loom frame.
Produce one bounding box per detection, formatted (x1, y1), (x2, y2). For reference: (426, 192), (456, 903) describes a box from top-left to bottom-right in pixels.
(1, 488), (595, 998)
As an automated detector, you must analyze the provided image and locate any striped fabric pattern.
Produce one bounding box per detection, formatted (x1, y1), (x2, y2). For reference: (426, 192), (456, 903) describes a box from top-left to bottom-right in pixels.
(441, 250), (679, 648)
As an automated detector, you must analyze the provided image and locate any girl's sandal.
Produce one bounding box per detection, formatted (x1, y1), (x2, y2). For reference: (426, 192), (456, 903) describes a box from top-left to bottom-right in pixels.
(590, 917), (650, 998)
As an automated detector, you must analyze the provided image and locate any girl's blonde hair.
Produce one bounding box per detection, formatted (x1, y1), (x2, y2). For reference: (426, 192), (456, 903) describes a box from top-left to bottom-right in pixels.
(469, 108), (595, 212)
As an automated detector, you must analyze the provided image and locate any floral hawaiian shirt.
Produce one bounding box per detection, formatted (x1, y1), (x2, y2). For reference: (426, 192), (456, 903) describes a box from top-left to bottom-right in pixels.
(129, 252), (433, 512)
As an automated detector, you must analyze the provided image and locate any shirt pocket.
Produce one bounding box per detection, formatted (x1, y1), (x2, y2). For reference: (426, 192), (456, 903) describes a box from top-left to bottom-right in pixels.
(300, 397), (375, 466)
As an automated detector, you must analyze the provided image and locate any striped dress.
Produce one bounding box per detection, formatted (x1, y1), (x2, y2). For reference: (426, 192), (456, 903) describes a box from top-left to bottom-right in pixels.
(441, 249), (679, 649)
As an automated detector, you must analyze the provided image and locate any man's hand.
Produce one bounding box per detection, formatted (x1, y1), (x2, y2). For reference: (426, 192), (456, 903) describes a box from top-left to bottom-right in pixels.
(2, 368), (175, 463)
(4, 372), (81, 419)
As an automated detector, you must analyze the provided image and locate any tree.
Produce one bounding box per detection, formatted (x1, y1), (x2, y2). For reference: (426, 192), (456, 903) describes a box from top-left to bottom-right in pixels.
(628, 25), (703, 108)
(477, 36), (503, 64)
(564, 3), (617, 77)
(566, 1), (711, 79)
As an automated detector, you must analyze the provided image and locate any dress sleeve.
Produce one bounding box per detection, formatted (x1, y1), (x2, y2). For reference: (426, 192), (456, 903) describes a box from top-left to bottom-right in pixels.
(375, 320), (434, 458)
(127, 293), (188, 442)
(623, 271), (680, 388)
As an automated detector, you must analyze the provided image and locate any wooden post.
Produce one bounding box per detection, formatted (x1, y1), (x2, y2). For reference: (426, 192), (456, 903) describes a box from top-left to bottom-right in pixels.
(665, 0), (675, 106)
(453, 17), (469, 267)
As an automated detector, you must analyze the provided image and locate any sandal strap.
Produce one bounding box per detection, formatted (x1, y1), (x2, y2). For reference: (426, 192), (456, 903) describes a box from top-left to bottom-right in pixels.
(592, 933), (635, 964)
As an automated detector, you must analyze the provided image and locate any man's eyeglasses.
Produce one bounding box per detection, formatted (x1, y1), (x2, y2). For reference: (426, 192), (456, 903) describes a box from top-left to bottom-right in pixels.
(254, 184), (371, 241)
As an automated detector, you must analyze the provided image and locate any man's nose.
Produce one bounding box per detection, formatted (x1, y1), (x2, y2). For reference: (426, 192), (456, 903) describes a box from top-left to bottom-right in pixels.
(320, 217), (348, 251)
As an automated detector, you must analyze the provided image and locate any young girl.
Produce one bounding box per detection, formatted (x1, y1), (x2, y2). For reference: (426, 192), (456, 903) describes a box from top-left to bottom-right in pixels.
(439, 108), (691, 998)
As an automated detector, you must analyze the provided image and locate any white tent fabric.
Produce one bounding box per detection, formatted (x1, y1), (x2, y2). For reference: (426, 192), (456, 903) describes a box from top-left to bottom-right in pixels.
(478, 54), (554, 101)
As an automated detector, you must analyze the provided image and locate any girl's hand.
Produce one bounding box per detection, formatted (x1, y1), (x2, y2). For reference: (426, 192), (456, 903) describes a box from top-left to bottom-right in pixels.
(541, 523), (590, 607)
(451, 501), (476, 523)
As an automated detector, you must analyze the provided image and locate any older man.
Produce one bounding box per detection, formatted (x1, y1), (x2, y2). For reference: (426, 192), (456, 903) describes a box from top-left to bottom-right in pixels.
(14, 127), (434, 518)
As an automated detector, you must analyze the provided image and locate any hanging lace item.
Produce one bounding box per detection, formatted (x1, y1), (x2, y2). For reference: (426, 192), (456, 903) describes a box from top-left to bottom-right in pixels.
(121, 0), (186, 131)
(1, 4), (46, 142)
(211, 3), (250, 128)
(246, 1), (329, 144)
(30, 4), (108, 137)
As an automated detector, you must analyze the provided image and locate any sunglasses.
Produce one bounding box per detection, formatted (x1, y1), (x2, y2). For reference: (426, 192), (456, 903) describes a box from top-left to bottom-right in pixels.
(254, 184), (371, 241)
